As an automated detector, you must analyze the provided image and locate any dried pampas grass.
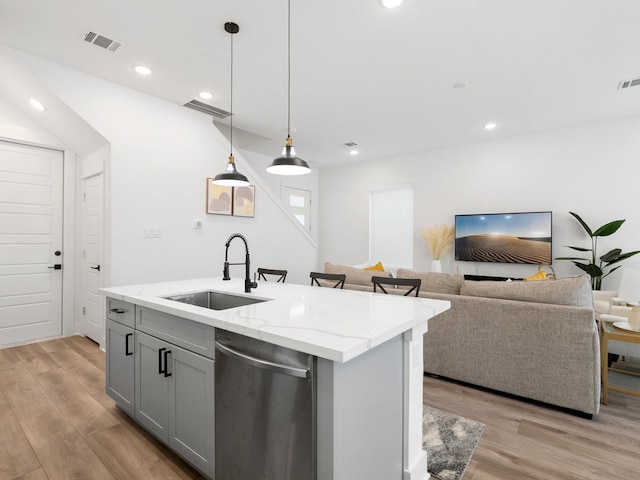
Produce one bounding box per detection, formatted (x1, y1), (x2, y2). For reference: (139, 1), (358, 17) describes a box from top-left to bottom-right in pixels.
(422, 224), (454, 260)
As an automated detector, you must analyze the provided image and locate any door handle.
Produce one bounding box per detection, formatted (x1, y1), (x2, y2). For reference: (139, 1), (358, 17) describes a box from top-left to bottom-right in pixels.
(125, 333), (133, 356)
(48, 264), (62, 270)
(163, 350), (172, 377)
(159, 348), (166, 374)
(215, 341), (310, 378)
(90, 265), (101, 271)
(158, 348), (172, 377)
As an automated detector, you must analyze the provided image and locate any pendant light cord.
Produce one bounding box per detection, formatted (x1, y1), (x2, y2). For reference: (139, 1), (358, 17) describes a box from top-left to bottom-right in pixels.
(230, 29), (234, 156)
(287, 0), (291, 138)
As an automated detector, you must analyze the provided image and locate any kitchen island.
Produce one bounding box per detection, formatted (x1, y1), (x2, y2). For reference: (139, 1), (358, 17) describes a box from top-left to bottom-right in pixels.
(101, 277), (449, 480)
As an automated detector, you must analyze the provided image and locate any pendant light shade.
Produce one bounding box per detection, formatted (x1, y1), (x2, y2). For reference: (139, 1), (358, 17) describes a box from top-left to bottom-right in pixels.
(213, 154), (248, 186)
(213, 22), (249, 187)
(266, 136), (310, 175)
(267, 0), (311, 176)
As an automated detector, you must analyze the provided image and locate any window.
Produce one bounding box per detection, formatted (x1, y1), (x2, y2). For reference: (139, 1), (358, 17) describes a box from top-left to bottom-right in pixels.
(282, 186), (311, 232)
(370, 185), (413, 269)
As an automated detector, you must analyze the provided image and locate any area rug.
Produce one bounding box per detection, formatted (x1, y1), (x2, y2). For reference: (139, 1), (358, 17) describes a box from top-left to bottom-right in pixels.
(423, 405), (485, 480)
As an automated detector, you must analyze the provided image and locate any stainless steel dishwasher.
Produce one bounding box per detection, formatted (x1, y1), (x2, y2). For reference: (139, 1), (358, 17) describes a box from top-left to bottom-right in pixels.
(214, 329), (316, 480)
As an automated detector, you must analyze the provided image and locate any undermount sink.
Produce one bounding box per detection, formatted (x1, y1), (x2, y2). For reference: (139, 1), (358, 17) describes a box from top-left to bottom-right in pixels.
(164, 290), (269, 311)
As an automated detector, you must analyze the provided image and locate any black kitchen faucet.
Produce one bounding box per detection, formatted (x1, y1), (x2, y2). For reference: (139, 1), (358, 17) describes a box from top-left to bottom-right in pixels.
(223, 233), (258, 293)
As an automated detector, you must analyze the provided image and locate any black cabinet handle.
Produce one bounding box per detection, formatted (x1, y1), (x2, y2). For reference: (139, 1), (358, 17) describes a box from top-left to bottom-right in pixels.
(110, 308), (126, 314)
(125, 333), (133, 356)
(159, 347), (166, 374)
(163, 350), (172, 377)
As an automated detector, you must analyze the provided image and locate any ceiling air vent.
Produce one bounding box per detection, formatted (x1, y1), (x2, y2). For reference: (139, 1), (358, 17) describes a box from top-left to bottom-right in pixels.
(618, 78), (640, 90)
(183, 100), (231, 119)
(344, 141), (358, 147)
(84, 31), (122, 52)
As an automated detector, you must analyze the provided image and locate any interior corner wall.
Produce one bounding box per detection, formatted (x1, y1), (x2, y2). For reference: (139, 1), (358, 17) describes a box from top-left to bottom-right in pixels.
(0, 94), (65, 148)
(14, 51), (316, 287)
(319, 116), (640, 291)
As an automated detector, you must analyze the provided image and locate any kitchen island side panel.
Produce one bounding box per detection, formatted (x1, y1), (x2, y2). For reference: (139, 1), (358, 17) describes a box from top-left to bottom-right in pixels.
(317, 334), (403, 480)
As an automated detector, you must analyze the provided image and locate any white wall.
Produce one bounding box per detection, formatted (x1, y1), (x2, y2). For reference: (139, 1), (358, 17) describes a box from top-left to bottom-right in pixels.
(319, 116), (640, 291)
(9, 50), (317, 287)
(8, 47), (640, 293)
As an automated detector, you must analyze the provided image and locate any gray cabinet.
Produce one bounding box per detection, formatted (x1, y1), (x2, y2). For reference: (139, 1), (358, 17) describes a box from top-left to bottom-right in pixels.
(135, 330), (215, 478)
(106, 317), (135, 416)
(135, 330), (170, 439)
(106, 298), (135, 327)
(105, 298), (215, 479)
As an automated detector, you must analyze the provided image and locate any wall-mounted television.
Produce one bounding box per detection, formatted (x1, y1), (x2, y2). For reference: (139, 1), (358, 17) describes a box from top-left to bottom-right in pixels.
(455, 211), (552, 264)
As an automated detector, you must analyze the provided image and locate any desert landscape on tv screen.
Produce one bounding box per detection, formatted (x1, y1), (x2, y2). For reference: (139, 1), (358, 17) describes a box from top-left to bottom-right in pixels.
(455, 213), (552, 264)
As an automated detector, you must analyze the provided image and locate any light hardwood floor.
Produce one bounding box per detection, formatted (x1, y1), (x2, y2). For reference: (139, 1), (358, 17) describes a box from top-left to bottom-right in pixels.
(424, 374), (640, 479)
(0, 336), (204, 480)
(1, 336), (640, 480)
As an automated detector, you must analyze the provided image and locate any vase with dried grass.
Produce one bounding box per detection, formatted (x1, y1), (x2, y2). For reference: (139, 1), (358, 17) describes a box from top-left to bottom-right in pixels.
(421, 224), (454, 273)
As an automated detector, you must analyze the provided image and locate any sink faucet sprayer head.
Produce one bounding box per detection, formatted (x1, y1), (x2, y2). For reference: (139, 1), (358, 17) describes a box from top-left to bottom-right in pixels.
(223, 261), (230, 280)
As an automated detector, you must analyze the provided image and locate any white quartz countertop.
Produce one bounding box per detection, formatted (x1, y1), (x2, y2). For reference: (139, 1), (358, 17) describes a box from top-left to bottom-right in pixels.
(100, 277), (450, 363)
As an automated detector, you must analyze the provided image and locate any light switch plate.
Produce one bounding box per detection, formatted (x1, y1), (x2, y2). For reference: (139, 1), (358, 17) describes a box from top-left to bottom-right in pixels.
(144, 227), (162, 238)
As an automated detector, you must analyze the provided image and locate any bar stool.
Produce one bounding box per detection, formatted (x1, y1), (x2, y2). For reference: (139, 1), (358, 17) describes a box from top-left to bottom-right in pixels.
(257, 268), (287, 283)
(310, 272), (346, 289)
(372, 276), (421, 297)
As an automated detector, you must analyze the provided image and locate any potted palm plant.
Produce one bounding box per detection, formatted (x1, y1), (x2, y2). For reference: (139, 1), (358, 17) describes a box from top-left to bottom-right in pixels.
(556, 212), (640, 290)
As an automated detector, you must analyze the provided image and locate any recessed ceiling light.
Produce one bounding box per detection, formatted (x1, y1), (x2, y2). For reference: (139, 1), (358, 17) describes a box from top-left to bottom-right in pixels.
(484, 122), (497, 130)
(199, 91), (213, 100)
(350, 149), (359, 156)
(381, 0), (404, 8)
(453, 82), (468, 89)
(134, 65), (152, 76)
(29, 98), (46, 111)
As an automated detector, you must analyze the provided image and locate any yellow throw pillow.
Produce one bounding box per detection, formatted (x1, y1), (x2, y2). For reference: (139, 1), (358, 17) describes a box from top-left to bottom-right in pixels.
(524, 270), (547, 282)
(364, 261), (385, 272)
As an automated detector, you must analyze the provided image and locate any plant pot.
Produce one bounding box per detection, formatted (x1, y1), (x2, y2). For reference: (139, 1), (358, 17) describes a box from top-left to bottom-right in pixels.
(431, 260), (442, 273)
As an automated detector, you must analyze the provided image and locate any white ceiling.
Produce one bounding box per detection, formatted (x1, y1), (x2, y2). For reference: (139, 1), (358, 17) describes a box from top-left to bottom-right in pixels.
(2, 0), (640, 168)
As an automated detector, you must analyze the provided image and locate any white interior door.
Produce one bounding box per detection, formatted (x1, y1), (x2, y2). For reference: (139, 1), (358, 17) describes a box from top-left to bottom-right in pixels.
(81, 173), (104, 345)
(0, 141), (63, 348)
(281, 186), (311, 232)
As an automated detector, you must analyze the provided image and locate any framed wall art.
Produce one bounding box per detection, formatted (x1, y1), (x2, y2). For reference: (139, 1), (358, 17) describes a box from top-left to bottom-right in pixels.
(206, 178), (232, 215)
(232, 185), (255, 217)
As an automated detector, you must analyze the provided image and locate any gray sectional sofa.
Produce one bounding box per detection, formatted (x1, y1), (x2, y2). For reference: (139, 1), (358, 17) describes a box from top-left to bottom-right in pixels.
(323, 263), (600, 416)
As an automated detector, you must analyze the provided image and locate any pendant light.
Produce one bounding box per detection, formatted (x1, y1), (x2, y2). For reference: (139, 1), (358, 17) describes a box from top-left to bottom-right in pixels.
(212, 22), (249, 187)
(266, 0), (311, 176)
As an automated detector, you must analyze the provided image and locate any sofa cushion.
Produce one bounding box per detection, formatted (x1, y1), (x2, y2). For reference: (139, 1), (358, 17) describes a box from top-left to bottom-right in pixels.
(363, 261), (385, 272)
(523, 270), (547, 281)
(396, 269), (464, 295)
(324, 262), (392, 286)
(460, 274), (593, 308)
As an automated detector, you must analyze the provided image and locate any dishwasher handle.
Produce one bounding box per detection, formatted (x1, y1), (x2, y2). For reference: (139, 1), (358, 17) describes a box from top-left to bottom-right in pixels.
(215, 341), (310, 379)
